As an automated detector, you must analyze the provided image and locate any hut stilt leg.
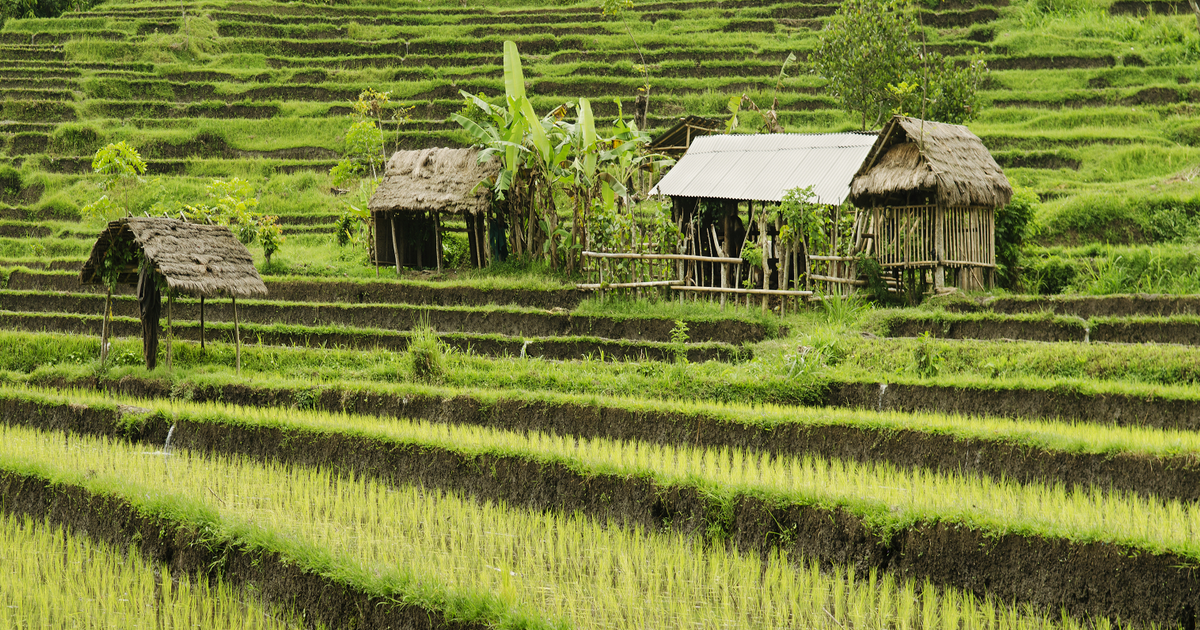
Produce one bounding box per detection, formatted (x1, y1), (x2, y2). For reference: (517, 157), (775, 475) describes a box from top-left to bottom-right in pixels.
(390, 214), (402, 277)
(166, 293), (173, 371)
(200, 296), (205, 350)
(232, 296), (241, 376)
(934, 204), (946, 292)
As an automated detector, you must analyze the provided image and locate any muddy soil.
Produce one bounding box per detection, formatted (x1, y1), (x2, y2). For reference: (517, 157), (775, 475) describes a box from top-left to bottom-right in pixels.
(8, 269), (584, 308)
(5, 395), (1199, 628)
(0, 311), (747, 363)
(0, 290), (769, 344)
(954, 294), (1200, 318)
(884, 316), (1086, 342)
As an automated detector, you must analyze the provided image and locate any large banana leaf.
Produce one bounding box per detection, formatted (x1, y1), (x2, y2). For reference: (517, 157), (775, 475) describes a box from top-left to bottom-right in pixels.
(449, 113), (499, 146)
(503, 41), (526, 118)
(579, 98), (597, 177)
(520, 98), (551, 163)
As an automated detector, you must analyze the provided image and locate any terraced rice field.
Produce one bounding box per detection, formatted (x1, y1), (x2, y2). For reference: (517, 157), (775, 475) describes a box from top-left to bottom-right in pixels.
(4, 0), (1200, 626)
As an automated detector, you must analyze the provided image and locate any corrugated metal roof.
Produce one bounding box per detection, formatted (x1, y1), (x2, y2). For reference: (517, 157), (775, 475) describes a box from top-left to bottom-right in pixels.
(650, 132), (878, 205)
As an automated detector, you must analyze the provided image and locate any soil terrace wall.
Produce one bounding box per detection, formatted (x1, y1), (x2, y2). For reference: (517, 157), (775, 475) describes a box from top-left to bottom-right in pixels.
(958, 294), (1200, 319)
(887, 313), (1200, 346)
(6, 270), (586, 309)
(3, 395), (1198, 628)
(0, 470), (489, 630)
(0, 312), (746, 363)
(0, 291), (768, 344)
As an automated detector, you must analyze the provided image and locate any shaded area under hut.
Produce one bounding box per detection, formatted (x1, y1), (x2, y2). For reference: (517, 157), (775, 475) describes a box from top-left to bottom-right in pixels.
(368, 148), (503, 274)
(850, 115), (1013, 293)
(79, 217), (267, 373)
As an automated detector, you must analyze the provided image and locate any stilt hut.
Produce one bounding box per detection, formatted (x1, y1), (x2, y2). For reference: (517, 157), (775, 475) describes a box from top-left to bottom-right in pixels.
(368, 148), (501, 273)
(79, 217), (267, 373)
(651, 132), (877, 292)
(849, 115), (1012, 292)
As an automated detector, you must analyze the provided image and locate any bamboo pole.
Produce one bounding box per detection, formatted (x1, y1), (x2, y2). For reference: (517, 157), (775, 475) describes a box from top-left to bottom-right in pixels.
(199, 296), (205, 349)
(166, 293), (173, 371)
(232, 295), (241, 376)
(672, 285), (813, 296)
(391, 214), (402, 277)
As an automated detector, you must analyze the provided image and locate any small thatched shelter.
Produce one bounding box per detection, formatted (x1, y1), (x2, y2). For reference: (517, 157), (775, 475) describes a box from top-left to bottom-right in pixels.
(850, 115), (1012, 291)
(80, 217), (266, 372)
(368, 148), (501, 273)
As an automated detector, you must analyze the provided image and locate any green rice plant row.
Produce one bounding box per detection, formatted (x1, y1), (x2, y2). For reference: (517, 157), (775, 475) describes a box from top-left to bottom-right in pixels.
(0, 409), (1167, 629)
(0, 511), (308, 629)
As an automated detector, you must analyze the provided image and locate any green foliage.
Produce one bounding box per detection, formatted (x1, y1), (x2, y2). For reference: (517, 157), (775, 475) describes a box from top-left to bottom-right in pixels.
(1024, 254), (1080, 294)
(183, 178), (285, 265)
(809, 0), (986, 129)
(995, 186), (1038, 289)
(776, 186), (826, 252)
(81, 195), (121, 222)
(89, 141), (146, 216)
(343, 120), (384, 179)
(912, 331), (944, 377)
(669, 319), (689, 364)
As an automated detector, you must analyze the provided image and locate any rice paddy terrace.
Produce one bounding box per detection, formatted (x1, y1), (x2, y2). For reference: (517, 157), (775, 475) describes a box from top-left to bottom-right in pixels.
(5, 0), (1200, 627)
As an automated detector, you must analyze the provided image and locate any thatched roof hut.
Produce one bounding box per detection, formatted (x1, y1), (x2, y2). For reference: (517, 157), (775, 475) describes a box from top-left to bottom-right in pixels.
(851, 116), (1012, 208)
(80, 217), (267, 298)
(368, 148), (500, 216)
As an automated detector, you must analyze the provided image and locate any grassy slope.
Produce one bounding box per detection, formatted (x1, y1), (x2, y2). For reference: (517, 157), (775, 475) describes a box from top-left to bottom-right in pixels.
(0, 0), (1198, 283)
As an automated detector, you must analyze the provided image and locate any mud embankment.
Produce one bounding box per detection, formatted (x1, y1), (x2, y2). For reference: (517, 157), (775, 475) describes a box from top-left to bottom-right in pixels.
(0, 311), (747, 363)
(6, 269), (585, 310)
(0, 290), (769, 344)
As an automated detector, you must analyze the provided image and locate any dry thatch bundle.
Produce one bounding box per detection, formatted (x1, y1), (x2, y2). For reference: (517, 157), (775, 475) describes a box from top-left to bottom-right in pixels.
(368, 148), (500, 215)
(80, 217), (268, 298)
(851, 116), (1012, 208)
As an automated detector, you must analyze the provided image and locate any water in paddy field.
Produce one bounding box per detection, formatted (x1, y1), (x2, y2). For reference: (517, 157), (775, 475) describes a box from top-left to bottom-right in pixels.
(877, 382), (888, 412)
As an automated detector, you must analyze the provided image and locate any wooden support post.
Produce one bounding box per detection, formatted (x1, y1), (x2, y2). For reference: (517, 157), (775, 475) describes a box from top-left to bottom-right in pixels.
(390, 214), (402, 277)
(166, 293), (173, 371)
(934, 204), (946, 291)
(434, 211), (443, 273)
(232, 295), (241, 376)
(199, 296), (205, 349)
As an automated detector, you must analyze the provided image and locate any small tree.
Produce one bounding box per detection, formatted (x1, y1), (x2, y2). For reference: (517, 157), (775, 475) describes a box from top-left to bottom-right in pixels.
(83, 141), (146, 219)
(183, 178), (285, 265)
(809, 0), (986, 129)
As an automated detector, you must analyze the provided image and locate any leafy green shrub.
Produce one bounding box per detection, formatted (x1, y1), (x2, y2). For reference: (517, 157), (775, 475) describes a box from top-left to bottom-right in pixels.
(995, 186), (1037, 289)
(442, 232), (470, 268)
(1025, 254), (1080, 294)
(912, 331), (943, 377)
